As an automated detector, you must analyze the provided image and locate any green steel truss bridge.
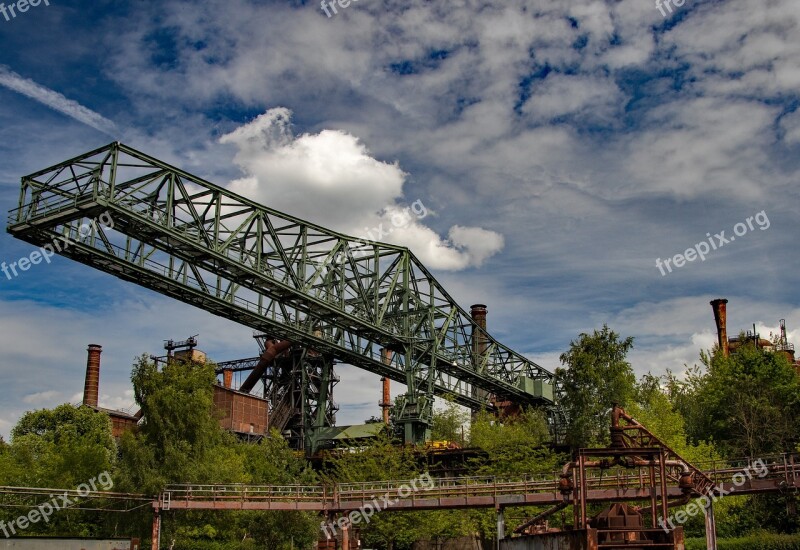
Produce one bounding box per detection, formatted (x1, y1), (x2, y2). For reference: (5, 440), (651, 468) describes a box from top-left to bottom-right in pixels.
(6, 142), (564, 447)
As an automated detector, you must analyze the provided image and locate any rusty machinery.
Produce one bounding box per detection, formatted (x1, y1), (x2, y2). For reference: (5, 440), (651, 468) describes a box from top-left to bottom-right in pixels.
(514, 405), (715, 548)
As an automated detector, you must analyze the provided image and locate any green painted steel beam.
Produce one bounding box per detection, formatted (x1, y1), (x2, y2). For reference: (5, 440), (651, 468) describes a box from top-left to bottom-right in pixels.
(6, 142), (566, 443)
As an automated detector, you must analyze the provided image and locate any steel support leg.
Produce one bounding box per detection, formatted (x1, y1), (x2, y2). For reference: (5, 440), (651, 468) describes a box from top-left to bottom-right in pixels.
(341, 522), (349, 550)
(151, 507), (161, 550)
(496, 508), (506, 549)
(705, 499), (717, 550)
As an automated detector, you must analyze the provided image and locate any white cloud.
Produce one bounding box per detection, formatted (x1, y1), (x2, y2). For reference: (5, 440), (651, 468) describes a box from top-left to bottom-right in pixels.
(219, 108), (504, 270)
(0, 65), (117, 135)
(523, 74), (623, 122)
(781, 109), (800, 145)
(22, 390), (60, 405)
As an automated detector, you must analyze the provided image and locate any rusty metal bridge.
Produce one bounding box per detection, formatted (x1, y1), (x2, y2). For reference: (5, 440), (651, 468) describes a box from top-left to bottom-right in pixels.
(155, 454), (800, 513)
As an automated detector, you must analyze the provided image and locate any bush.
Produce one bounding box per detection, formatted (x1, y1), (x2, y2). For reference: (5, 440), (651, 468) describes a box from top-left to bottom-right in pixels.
(686, 532), (800, 550)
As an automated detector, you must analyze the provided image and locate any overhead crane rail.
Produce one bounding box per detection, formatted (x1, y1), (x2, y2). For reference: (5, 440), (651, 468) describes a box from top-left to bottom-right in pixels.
(6, 142), (564, 444)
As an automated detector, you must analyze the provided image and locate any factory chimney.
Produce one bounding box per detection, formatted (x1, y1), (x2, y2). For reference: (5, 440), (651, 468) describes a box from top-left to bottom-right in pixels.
(83, 344), (102, 408)
(471, 304), (489, 405)
(471, 304), (488, 363)
(710, 299), (729, 358)
(380, 348), (393, 425)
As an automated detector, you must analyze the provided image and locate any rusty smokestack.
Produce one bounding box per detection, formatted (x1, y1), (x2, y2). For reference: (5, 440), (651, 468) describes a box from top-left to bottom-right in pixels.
(222, 369), (233, 389)
(83, 344), (102, 408)
(471, 304), (489, 404)
(471, 304), (488, 366)
(710, 299), (729, 357)
(380, 348), (393, 425)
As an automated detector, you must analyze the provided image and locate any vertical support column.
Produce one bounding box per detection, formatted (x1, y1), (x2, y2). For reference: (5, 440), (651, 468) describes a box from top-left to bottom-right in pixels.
(659, 450), (669, 524)
(649, 461), (658, 528)
(578, 454), (587, 528)
(151, 506), (161, 550)
(705, 499), (717, 550)
(341, 521), (350, 550)
(496, 507), (505, 550)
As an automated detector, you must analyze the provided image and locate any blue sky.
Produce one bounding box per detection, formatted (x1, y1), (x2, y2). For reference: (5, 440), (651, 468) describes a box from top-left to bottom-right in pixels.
(0, 0), (798, 438)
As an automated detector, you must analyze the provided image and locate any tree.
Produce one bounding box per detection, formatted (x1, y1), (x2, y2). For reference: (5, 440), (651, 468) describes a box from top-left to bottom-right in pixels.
(117, 355), (246, 494)
(430, 399), (469, 444)
(0, 404), (117, 537)
(670, 337), (800, 457)
(10, 404), (116, 488)
(556, 325), (636, 448)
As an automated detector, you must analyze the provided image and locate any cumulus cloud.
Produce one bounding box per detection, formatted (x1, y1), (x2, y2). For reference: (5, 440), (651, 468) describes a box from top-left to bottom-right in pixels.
(219, 108), (504, 270)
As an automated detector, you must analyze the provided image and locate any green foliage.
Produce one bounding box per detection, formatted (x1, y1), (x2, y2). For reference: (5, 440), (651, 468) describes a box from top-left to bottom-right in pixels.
(686, 532), (800, 550)
(669, 340), (800, 457)
(630, 374), (720, 465)
(469, 409), (558, 477)
(430, 399), (469, 444)
(0, 403), (117, 537)
(556, 324), (636, 448)
(117, 355), (247, 494)
(8, 403), (115, 488)
(322, 432), (418, 483)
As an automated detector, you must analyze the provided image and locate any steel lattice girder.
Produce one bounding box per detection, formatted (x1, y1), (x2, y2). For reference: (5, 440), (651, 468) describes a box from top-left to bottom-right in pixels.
(6, 142), (565, 439)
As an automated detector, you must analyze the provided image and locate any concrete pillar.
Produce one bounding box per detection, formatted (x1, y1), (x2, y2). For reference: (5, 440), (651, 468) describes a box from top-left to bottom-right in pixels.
(705, 499), (717, 550)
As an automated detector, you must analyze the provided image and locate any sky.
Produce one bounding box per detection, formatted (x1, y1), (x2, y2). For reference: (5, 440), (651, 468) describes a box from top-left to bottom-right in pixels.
(0, 0), (798, 439)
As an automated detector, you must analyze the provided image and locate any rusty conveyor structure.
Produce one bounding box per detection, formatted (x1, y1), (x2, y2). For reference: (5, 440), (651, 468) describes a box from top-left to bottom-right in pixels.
(154, 455), (799, 513)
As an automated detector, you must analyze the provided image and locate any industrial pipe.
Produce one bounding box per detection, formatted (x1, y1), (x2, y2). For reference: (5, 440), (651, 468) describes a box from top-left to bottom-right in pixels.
(239, 339), (292, 393)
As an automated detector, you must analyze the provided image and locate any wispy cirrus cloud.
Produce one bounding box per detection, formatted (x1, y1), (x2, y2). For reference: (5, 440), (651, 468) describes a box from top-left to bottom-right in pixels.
(0, 65), (117, 135)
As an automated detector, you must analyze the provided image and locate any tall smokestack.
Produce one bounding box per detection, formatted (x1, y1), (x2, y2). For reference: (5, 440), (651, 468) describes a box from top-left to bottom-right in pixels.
(471, 304), (489, 404)
(471, 304), (488, 364)
(83, 344), (102, 408)
(710, 299), (729, 357)
(380, 348), (393, 425)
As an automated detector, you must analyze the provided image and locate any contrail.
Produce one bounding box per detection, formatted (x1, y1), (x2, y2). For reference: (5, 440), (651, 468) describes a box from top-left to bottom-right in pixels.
(0, 65), (117, 135)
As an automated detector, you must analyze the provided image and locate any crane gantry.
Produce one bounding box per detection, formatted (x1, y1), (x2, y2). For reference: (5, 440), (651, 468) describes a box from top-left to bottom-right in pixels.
(6, 142), (564, 450)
